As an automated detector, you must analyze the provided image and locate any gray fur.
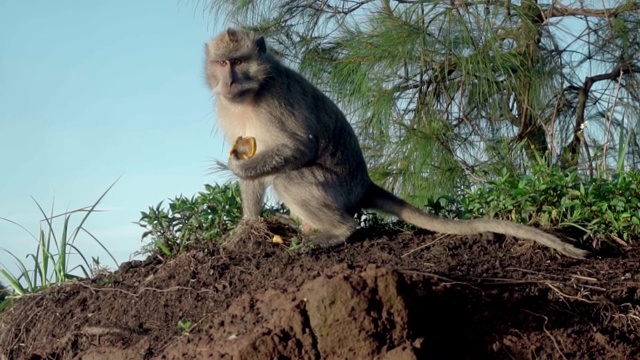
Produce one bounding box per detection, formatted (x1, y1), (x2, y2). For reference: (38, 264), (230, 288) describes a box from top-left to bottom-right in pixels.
(205, 28), (588, 259)
(240, 179), (265, 220)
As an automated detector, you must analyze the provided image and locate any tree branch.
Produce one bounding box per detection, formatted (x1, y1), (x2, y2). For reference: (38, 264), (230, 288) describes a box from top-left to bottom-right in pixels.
(565, 61), (640, 167)
(543, 1), (640, 18)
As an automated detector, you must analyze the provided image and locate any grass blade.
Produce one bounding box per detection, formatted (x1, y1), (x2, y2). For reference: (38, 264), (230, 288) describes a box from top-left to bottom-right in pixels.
(80, 227), (119, 267)
(0, 217), (38, 241)
(69, 178), (121, 245)
(37, 228), (50, 287)
(0, 249), (35, 294)
(54, 215), (71, 282)
(66, 243), (91, 278)
(0, 268), (26, 296)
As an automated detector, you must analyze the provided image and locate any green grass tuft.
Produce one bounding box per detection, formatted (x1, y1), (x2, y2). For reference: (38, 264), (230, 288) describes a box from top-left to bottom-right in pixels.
(0, 180), (120, 302)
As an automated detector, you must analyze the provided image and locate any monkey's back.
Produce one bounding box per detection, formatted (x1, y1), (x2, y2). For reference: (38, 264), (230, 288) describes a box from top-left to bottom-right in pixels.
(265, 60), (372, 211)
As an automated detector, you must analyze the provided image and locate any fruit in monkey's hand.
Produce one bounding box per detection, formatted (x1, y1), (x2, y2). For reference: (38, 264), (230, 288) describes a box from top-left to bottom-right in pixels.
(229, 136), (257, 160)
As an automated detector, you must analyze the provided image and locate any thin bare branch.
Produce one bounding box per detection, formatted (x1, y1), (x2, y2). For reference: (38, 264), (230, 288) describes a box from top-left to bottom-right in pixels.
(544, 1), (640, 19)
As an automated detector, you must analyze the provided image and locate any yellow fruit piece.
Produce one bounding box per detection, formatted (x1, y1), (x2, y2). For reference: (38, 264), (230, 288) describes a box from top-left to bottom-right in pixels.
(272, 235), (284, 244)
(229, 136), (257, 160)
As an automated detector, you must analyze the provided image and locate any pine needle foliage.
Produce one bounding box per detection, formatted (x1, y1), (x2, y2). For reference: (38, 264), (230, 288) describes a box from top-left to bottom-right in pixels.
(195, 0), (640, 202)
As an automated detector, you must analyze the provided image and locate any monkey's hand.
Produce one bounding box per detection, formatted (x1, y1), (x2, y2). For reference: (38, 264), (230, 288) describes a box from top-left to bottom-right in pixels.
(228, 143), (316, 180)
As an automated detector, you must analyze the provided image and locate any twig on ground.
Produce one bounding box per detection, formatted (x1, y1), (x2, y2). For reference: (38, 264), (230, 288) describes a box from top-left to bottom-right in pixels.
(401, 234), (448, 257)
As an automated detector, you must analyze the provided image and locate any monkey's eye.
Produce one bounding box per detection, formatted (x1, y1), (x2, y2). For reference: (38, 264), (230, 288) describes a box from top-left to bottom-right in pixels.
(231, 59), (242, 65)
(218, 60), (228, 66)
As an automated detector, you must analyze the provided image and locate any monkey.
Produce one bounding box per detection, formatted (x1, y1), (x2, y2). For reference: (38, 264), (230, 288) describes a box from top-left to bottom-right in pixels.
(204, 28), (588, 259)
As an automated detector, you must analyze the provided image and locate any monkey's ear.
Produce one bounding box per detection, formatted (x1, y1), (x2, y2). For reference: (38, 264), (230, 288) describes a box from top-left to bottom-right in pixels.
(226, 28), (238, 41)
(256, 36), (266, 54)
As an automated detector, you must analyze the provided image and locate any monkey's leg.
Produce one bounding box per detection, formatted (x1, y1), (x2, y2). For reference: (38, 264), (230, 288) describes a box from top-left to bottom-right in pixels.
(240, 179), (265, 220)
(287, 200), (356, 247)
(273, 175), (356, 248)
(222, 179), (269, 247)
(302, 214), (356, 248)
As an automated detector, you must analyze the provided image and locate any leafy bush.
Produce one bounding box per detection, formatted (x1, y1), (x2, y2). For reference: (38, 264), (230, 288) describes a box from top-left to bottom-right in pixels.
(137, 183), (288, 254)
(139, 166), (640, 256)
(137, 183), (243, 254)
(457, 164), (640, 247)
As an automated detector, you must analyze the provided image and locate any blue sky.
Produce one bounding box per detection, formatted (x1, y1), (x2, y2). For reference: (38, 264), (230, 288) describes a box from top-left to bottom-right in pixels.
(0, 1), (230, 278)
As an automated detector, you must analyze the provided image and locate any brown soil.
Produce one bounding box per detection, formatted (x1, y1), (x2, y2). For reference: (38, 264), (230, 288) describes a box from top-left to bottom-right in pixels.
(1, 225), (639, 360)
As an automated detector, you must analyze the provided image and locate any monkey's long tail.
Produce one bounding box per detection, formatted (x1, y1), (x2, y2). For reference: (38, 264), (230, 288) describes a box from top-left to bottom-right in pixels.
(364, 183), (589, 259)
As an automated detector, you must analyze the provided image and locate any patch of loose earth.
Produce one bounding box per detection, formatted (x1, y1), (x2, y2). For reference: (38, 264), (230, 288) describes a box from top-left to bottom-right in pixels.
(1, 227), (639, 359)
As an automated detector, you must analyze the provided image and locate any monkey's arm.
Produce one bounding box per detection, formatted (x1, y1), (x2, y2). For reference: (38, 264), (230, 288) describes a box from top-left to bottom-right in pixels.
(228, 140), (317, 180)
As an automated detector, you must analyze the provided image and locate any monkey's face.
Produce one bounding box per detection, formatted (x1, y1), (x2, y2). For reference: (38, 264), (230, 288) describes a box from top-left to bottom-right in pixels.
(205, 28), (268, 102)
(205, 57), (263, 100)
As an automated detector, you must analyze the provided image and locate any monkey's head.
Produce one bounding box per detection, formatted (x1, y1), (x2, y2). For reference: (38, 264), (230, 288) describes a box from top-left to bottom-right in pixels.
(205, 28), (269, 101)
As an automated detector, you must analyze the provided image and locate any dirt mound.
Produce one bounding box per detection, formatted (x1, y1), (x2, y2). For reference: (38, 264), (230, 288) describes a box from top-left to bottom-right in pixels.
(1, 227), (639, 359)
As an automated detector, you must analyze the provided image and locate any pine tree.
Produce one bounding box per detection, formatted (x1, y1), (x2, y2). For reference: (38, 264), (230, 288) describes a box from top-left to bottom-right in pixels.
(200, 0), (640, 203)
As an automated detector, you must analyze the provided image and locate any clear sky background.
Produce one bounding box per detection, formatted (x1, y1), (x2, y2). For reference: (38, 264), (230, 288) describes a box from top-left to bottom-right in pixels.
(0, 1), (230, 279)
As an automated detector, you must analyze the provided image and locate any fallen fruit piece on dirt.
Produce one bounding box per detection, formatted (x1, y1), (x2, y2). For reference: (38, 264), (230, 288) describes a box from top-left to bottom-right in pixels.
(229, 136), (257, 160)
(272, 235), (284, 244)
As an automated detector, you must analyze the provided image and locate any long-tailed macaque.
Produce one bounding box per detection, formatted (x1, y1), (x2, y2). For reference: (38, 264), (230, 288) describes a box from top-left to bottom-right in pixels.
(204, 28), (588, 259)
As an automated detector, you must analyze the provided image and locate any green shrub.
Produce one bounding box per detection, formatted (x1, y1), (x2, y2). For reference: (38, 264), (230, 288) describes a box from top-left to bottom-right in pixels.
(139, 167), (640, 256)
(137, 183), (243, 254)
(137, 183), (289, 254)
(457, 164), (640, 247)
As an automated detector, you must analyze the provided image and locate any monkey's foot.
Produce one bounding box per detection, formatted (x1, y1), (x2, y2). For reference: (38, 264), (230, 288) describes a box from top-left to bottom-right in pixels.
(221, 219), (272, 249)
(302, 233), (347, 249)
(268, 213), (299, 229)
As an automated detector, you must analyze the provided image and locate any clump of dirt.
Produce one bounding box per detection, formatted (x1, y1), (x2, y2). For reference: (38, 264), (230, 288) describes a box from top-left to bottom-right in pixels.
(1, 225), (639, 359)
